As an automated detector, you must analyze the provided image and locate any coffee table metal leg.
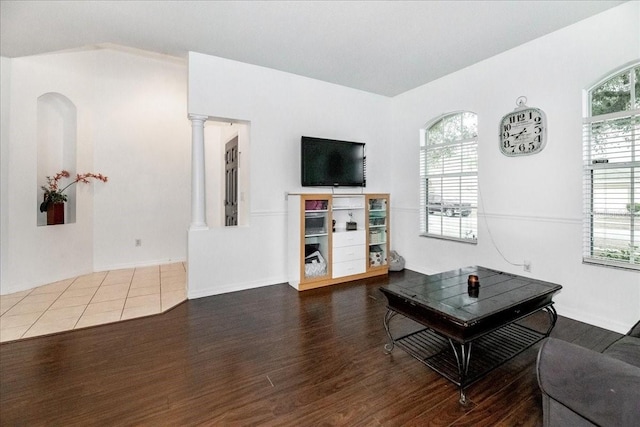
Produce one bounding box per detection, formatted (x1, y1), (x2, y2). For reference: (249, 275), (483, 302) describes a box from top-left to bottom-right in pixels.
(448, 339), (473, 404)
(544, 305), (558, 336)
(383, 309), (398, 353)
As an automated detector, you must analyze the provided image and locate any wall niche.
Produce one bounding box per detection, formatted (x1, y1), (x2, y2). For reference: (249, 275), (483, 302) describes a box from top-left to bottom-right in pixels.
(37, 92), (77, 226)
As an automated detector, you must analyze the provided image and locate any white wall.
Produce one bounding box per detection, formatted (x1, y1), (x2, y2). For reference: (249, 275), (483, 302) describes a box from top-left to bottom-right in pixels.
(187, 53), (392, 297)
(0, 48), (190, 294)
(1, 56), (12, 290)
(2, 51), (96, 294)
(389, 2), (640, 333)
(91, 49), (190, 271)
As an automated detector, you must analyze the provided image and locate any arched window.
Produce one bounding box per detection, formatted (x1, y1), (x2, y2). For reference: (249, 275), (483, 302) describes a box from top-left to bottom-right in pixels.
(583, 62), (639, 270)
(420, 111), (477, 242)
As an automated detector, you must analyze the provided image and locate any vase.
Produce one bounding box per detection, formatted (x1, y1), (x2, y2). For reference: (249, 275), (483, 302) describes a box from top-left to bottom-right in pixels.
(47, 202), (64, 225)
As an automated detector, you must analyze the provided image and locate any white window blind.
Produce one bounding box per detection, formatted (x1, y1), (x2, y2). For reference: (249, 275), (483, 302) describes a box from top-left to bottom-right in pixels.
(583, 64), (639, 270)
(420, 112), (477, 242)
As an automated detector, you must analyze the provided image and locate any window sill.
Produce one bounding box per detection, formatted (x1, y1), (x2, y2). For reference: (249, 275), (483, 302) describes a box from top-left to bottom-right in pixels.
(420, 233), (478, 244)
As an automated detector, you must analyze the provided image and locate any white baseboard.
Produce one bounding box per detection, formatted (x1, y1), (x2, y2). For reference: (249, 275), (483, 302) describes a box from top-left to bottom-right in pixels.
(403, 262), (439, 276)
(555, 305), (632, 335)
(94, 258), (187, 273)
(187, 276), (286, 299)
(1, 265), (91, 295)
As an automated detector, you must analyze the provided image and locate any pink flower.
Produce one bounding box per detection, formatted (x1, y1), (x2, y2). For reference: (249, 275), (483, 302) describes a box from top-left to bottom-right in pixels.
(40, 170), (108, 212)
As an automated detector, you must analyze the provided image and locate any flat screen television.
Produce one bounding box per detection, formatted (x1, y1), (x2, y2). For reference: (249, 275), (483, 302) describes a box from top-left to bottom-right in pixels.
(301, 136), (366, 187)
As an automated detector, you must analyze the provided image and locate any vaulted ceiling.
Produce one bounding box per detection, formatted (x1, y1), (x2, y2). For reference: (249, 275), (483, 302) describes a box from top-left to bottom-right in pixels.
(0, 1), (626, 96)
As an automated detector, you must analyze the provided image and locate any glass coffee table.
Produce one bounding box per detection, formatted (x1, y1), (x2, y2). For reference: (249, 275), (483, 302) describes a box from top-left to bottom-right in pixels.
(380, 266), (561, 404)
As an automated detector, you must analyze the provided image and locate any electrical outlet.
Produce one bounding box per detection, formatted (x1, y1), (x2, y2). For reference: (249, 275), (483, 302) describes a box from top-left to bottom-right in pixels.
(523, 260), (531, 272)
(135, 239), (142, 247)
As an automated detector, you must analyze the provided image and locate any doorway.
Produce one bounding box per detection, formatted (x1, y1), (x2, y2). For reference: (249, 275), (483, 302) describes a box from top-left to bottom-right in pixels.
(224, 136), (239, 226)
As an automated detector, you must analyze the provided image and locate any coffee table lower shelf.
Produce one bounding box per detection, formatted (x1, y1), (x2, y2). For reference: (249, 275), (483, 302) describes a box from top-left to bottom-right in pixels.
(392, 322), (546, 394)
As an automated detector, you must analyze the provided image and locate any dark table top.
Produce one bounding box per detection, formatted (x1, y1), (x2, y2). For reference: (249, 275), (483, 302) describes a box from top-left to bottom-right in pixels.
(380, 266), (562, 326)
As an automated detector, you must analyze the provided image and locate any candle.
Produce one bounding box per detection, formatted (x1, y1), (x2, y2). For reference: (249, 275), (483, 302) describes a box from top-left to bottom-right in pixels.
(468, 275), (480, 288)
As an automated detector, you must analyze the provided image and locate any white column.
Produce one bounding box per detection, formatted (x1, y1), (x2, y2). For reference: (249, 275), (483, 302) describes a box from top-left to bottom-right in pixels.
(189, 114), (208, 230)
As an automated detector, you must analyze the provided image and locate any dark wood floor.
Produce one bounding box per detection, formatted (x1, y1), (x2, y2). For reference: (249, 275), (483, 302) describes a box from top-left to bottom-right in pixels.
(0, 269), (623, 426)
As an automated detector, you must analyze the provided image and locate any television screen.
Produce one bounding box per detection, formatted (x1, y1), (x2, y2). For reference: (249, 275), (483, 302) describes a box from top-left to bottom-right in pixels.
(301, 136), (366, 187)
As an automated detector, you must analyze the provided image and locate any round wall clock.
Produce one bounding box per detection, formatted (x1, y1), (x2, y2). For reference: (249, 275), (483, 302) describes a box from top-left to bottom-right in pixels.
(499, 97), (547, 156)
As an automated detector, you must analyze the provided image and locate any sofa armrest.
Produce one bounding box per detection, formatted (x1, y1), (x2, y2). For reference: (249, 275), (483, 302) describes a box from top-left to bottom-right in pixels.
(537, 338), (640, 427)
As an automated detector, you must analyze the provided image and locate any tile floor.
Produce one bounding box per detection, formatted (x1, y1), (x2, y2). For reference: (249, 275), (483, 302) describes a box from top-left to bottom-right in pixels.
(0, 262), (187, 343)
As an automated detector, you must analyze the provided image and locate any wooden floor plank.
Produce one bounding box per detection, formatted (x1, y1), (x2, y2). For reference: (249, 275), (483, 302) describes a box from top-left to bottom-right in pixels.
(0, 271), (625, 425)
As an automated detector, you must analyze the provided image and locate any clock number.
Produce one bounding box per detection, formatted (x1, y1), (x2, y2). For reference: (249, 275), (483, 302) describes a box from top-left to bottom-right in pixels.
(502, 131), (510, 139)
(534, 135), (542, 143)
(503, 140), (512, 149)
(519, 143), (526, 152)
(529, 142), (536, 150)
(503, 124), (511, 131)
(534, 125), (541, 134)
(509, 116), (516, 124)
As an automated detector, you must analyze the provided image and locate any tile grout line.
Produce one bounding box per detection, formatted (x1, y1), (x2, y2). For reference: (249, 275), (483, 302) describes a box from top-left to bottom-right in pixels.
(0, 286), (35, 318)
(21, 276), (78, 339)
(72, 272), (108, 330)
(159, 265), (164, 312)
(131, 266), (160, 317)
(119, 270), (136, 321)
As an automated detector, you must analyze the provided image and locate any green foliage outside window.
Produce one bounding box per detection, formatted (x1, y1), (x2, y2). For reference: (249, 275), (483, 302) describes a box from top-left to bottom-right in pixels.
(591, 66), (640, 116)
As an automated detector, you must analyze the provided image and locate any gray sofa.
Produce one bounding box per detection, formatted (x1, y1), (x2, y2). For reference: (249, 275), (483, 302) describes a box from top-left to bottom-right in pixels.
(536, 321), (640, 427)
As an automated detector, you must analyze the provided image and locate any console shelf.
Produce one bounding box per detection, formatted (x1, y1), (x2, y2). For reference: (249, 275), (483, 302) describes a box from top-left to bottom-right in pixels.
(287, 193), (390, 291)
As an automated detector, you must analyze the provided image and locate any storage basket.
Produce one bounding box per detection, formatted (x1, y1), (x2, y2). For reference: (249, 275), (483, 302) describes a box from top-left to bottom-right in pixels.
(305, 200), (327, 210)
(369, 200), (386, 210)
(370, 217), (385, 226)
(369, 229), (384, 244)
(369, 246), (385, 267)
(304, 250), (327, 277)
(305, 215), (325, 234)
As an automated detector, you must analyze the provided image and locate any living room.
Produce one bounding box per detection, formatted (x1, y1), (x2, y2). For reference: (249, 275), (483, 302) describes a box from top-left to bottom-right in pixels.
(2, 1), (637, 333)
(1, 1), (639, 424)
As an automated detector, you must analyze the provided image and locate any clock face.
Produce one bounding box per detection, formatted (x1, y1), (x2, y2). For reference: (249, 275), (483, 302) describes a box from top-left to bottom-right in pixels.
(499, 107), (546, 156)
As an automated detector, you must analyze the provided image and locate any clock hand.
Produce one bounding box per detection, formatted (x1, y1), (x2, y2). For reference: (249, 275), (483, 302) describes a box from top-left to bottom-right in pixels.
(512, 128), (527, 140)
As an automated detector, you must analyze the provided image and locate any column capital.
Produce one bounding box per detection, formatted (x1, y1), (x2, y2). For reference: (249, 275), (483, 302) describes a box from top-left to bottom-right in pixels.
(188, 114), (209, 123)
